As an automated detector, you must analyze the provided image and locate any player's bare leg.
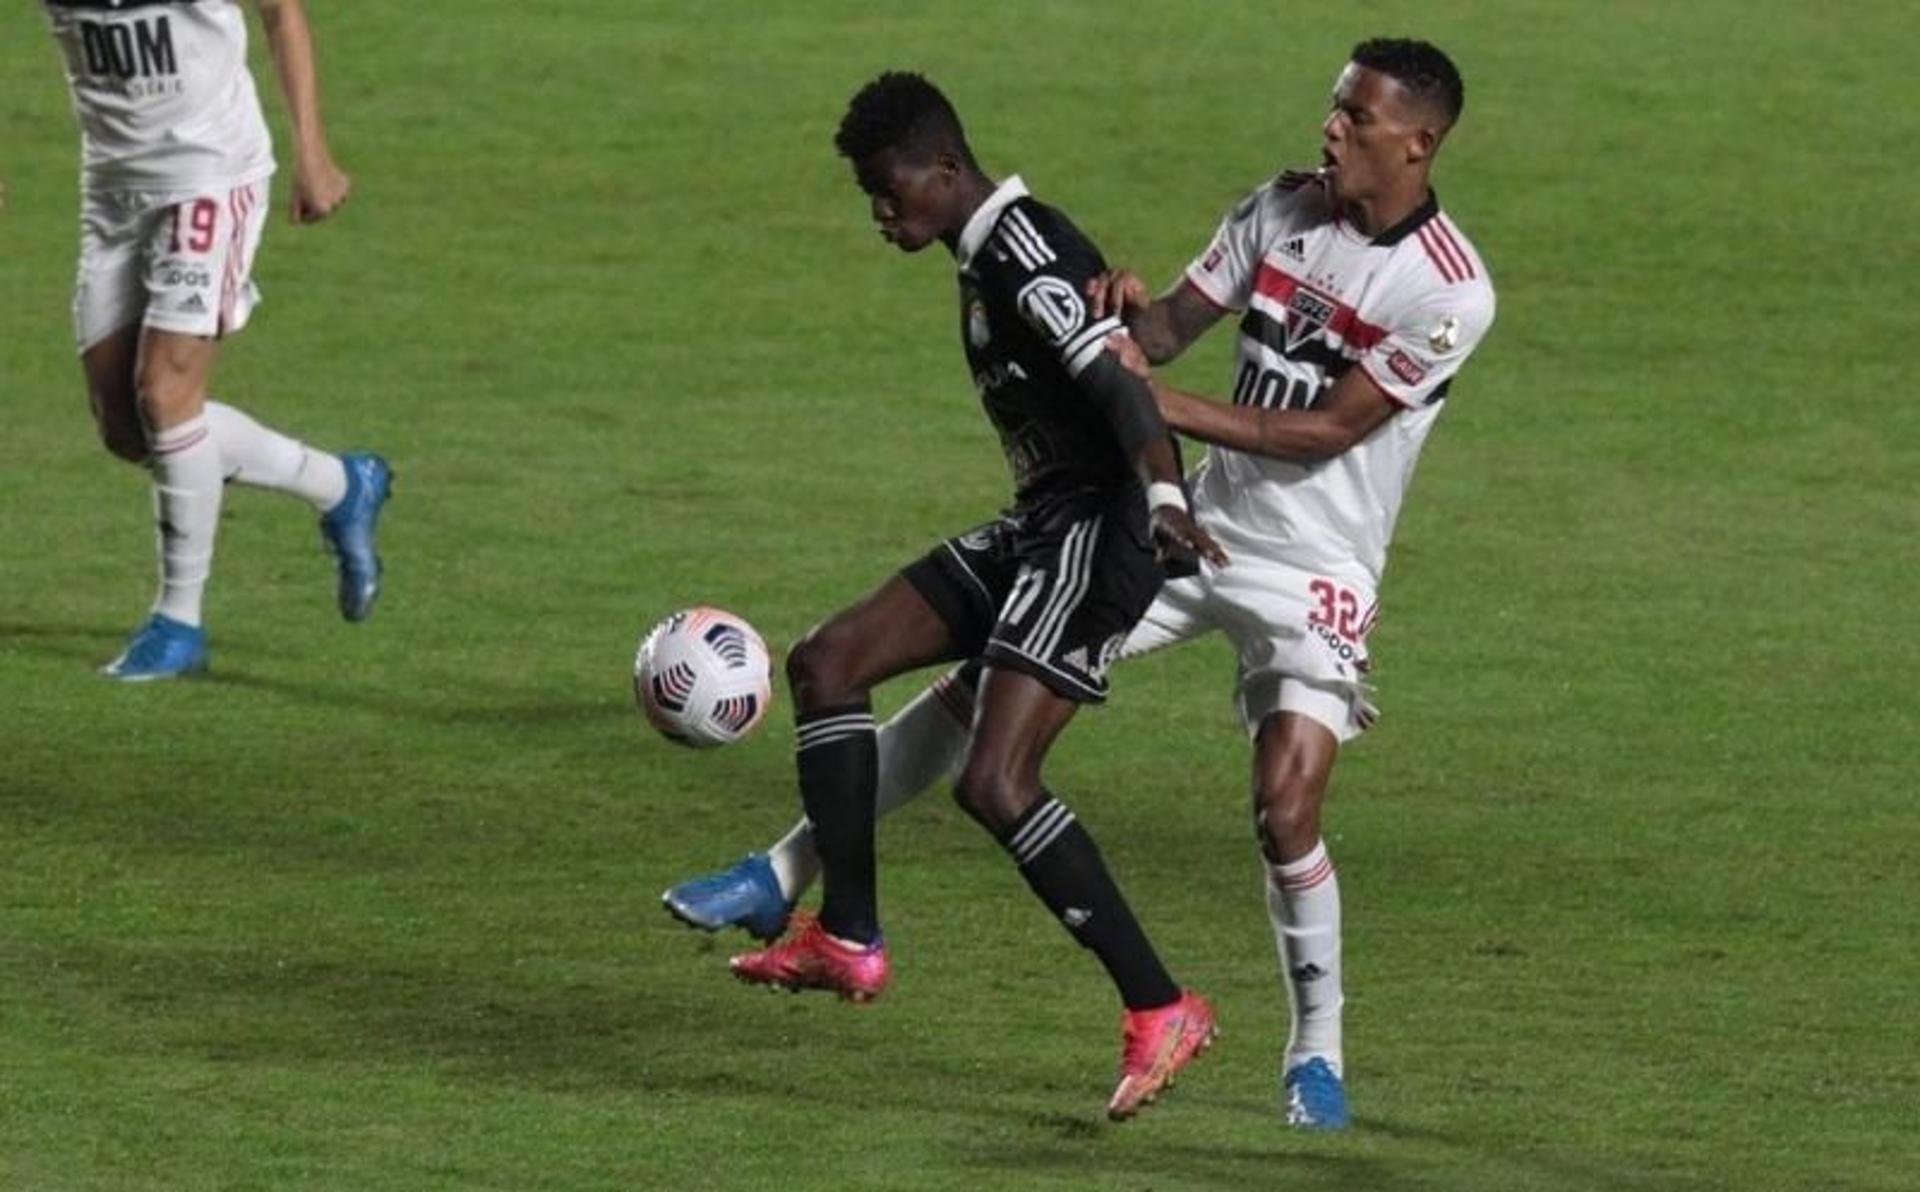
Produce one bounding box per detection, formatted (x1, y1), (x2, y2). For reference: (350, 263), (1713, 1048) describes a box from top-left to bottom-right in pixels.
(956, 666), (1214, 1120)
(1252, 711), (1351, 1129)
(95, 322), (389, 678)
(98, 328), (221, 679)
(82, 325), (149, 464)
(729, 576), (955, 999)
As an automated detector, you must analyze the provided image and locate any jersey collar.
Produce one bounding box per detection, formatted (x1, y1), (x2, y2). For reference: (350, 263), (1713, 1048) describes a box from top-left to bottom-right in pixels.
(1366, 189), (1441, 247)
(956, 174), (1030, 269)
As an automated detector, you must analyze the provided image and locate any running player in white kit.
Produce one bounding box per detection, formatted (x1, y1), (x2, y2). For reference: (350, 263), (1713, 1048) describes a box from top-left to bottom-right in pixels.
(664, 38), (1496, 1129)
(42, 0), (390, 679)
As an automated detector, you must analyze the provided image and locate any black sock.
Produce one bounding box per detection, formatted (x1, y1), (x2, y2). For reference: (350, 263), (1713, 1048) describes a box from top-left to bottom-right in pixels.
(795, 702), (879, 945)
(1000, 795), (1180, 1010)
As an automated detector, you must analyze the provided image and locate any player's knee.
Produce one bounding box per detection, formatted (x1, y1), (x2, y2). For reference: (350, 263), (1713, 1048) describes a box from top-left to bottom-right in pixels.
(1253, 774), (1324, 863)
(785, 626), (858, 709)
(88, 401), (147, 462)
(91, 412), (149, 463)
(85, 378), (147, 463)
(133, 362), (204, 428)
(951, 763), (1025, 833)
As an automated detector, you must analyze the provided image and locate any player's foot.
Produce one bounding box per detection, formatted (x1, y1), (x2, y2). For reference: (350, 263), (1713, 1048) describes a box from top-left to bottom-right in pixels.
(1283, 1056), (1351, 1131)
(728, 913), (889, 1003)
(1107, 990), (1217, 1121)
(662, 853), (793, 941)
(100, 614), (208, 681)
(319, 452), (391, 622)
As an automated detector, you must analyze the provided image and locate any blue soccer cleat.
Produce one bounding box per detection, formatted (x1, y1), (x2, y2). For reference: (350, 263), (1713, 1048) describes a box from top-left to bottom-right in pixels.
(1283, 1057), (1351, 1130)
(101, 613), (208, 681)
(320, 452), (391, 622)
(662, 853), (793, 941)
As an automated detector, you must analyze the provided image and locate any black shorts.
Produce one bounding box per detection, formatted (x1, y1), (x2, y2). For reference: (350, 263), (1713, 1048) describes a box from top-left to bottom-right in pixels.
(902, 491), (1162, 703)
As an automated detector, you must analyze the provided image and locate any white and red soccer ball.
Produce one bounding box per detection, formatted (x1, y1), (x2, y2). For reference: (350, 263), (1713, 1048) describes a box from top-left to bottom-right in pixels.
(633, 607), (773, 748)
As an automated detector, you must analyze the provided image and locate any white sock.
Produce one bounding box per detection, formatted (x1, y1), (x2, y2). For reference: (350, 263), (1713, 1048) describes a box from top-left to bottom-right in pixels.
(204, 400), (347, 511)
(148, 415), (224, 627)
(1267, 839), (1345, 1076)
(766, 666), (976, 900)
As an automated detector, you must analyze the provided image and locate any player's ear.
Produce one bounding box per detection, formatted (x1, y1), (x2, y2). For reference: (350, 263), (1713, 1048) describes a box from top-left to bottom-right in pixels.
(1406, 126), (1438, 166)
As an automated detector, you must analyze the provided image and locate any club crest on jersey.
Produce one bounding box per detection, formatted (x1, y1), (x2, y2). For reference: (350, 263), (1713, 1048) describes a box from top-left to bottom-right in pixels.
(1284, 286), (1337, 351)
(1016, 275), (1086, 346)
(966, 298), (990, 349)
(1428, 314), (1461, 353)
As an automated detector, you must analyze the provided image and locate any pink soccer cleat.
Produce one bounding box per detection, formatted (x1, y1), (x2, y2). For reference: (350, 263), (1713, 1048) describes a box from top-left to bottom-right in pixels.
(728, 913), (891, 1004)
(1107, 990), (1217, 1121)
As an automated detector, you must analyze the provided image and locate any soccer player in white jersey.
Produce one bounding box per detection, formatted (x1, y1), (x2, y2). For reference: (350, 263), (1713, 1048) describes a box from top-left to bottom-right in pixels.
(42, 0), (390, 679)
(665, 38), (1496, 1129)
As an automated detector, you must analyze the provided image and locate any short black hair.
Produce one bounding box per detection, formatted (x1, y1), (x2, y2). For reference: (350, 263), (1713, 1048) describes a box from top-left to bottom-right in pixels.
(1351, 38), (1464, 129)
(834, 71), (977, 168)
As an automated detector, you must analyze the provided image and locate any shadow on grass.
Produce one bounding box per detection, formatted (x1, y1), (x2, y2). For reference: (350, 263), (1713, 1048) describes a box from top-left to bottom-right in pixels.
(22, 936), (916, 1100)
(203, 666), (625, 731)
(0, 618), (624, 732)
(0, 619), (124, 661)
(16, 929), (1414, 1188)
(958, 1135), (1399, 1191)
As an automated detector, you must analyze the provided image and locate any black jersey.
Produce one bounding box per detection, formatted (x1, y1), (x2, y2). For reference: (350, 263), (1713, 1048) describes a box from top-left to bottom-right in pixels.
(954, 176), (1136, 511)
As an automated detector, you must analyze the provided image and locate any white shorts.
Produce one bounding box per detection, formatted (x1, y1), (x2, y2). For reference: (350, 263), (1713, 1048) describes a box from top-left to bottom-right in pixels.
(1123, 556), (1380, 742)
(72, 179), (269, 352)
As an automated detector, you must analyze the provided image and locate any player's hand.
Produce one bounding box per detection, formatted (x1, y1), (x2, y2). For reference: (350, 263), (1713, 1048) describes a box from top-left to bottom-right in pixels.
(1150, 504), (1228, 578)
(290, 152), (351, 223)
(1106, 331), (1151, 380)
(1087, 269), (1151, 322)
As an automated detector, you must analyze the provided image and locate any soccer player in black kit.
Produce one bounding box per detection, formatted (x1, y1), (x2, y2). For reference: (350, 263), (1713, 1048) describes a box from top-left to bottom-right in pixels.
(725, 72), (1227, 1120)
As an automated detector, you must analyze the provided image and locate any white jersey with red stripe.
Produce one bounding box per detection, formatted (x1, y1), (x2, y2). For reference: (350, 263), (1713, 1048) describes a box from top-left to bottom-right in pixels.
(45, 0), (273, 192)
(1182, 175), (1495, 585)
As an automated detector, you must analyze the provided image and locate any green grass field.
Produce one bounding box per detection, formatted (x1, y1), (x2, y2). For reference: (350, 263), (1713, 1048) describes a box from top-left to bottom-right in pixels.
(3, 2), (1916, 1188)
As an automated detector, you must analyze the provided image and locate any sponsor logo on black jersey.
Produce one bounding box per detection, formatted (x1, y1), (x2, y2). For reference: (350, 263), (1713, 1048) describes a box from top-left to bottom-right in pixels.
(966, 298), (990, 349)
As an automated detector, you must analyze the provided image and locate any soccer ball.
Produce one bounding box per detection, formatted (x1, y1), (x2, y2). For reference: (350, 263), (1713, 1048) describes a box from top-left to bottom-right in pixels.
(633, 607), (773, 748)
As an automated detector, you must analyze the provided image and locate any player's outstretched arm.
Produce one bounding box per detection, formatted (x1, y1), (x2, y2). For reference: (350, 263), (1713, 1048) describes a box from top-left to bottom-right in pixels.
(1107, 333), (1397, 464)
(1076, 350), (1228, 574)
(1087, 274), (1226, 366)
(256, 0), (350, 223)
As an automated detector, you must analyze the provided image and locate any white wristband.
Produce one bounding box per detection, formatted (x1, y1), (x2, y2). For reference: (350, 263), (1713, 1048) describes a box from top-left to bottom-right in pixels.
(1146, 481), (1187, 514)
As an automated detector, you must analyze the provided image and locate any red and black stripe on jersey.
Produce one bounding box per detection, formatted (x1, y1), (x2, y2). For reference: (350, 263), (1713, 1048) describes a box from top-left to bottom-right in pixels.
(958, 196), (1133, 511)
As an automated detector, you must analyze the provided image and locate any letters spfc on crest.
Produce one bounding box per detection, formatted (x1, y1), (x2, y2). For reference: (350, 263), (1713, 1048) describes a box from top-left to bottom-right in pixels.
(1283, 285), (1337, 352)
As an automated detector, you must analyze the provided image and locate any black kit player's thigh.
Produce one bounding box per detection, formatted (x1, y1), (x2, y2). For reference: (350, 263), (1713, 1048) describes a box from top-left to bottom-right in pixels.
(900, 517), (1023, 660)
(980, 499), (1162, 704)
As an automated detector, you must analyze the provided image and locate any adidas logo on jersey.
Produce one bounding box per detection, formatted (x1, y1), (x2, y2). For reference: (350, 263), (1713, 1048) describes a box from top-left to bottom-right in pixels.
(179, 293), (207, 314)
(1280, 235), (1307, 261)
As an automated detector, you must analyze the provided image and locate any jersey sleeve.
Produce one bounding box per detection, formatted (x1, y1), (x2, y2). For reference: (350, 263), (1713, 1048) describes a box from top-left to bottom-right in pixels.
(1181, 178), (1275, 312)
(990, 203), (1127, 378)
(1358, 279), (1496, 408)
